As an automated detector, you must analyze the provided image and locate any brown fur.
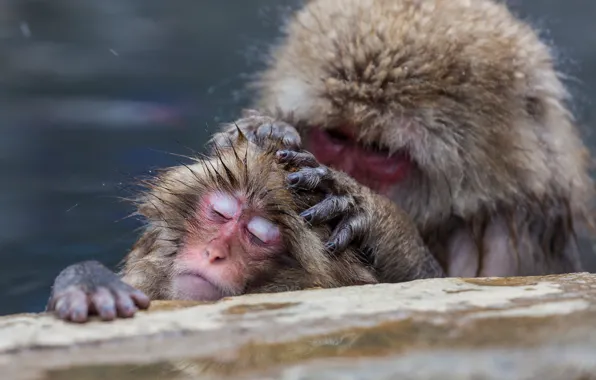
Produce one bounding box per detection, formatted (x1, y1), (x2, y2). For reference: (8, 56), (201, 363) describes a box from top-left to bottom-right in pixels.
(249, 0), (594, 276)
(119, 134), (378, 299)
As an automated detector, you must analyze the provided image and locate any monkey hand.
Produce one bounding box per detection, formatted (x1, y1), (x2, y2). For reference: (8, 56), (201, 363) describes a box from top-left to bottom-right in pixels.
(210, 109), (302, 151)
(46, 260), (150, 323)
(276, 149), (445, 280)
(276, 149), (371, 255)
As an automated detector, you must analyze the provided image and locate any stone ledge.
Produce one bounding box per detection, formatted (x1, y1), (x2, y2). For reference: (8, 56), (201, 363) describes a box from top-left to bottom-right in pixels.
(2, 273), (596, 380)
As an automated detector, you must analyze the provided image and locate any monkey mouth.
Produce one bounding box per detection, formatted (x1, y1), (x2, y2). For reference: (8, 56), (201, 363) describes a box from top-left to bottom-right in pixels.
(173, 271), (226, 301)
(180, 271), (213, 284)
(308, 127), (414, 190)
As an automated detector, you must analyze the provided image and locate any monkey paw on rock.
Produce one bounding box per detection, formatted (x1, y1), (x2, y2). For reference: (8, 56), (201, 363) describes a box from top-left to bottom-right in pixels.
(210, 109), (302, 151)
(276, 149), (369, 255)
(47, 260), (150, 323)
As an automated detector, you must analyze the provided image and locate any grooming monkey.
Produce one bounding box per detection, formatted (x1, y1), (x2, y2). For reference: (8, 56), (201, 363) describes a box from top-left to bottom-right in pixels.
(214, 0), (594, 277)
(47, 0), (593, 323)
(48, 133), (440, 322)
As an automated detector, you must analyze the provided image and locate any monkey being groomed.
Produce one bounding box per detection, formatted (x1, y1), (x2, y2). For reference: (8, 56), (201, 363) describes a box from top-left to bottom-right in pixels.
(214, 0), (595, 278)
(48, 132), (440, 323)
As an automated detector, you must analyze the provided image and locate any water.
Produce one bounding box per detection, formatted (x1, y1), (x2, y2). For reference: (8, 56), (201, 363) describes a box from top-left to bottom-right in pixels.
(0, 0), (594, 316)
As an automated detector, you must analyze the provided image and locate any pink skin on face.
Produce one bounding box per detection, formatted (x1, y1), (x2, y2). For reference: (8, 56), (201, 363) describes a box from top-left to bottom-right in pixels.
(172, 192), (282, 301)
(308, 127), (412, 193)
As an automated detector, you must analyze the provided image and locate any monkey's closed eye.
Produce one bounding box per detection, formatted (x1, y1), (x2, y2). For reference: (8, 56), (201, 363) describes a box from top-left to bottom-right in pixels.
(210, 209), (231, 222)
(247, 216), (280, 245)
(210, 193), (239, 221)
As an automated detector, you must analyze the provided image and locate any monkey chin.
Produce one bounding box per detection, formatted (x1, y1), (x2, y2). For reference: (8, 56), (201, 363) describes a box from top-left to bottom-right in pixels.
(307, 127), (413, 194)
(171, 272), (230, 301)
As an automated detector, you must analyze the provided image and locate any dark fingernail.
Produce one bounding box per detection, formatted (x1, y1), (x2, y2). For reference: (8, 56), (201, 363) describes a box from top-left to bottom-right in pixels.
(58, 308), (69, 320)
(288, 173), (299, 185)
(72, 310), (86, 323)
(123, 306), (137, 318)
(100, 305), (115, 316)
(276, 150), (289, 159)
(300, 210), (313, 223)
(325, 242), (337, 253)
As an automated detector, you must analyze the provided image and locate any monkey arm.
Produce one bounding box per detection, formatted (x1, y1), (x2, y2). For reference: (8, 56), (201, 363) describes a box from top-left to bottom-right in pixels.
(363, 191), (446, 281)
(276, 149), (445, 282)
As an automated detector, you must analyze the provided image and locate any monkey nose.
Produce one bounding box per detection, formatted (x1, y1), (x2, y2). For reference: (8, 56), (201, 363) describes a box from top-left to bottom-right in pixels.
(205, 248), (227, 263)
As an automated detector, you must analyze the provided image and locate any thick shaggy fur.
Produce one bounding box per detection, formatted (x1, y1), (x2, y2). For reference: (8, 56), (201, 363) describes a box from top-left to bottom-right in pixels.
(252, 0), (594, 276)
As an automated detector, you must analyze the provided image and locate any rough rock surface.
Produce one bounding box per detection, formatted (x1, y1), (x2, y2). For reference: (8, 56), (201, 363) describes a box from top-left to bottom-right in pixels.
(2, 273), (596, 379)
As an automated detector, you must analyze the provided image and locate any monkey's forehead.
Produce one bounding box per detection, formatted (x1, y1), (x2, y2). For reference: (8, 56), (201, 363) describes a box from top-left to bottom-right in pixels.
(201, 153), (299, 202)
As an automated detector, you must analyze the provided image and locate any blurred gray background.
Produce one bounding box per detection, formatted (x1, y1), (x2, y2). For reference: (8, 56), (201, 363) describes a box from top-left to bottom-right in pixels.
(0, 0), (594, 315)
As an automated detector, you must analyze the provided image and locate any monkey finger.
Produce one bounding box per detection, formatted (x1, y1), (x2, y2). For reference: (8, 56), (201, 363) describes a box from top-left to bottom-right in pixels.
(256, 122), (301, 149)
(52, 288), (88, 322)
(129, 290), (151, 310)
(287, 166), (332, 190)
(209, 116), (266, 150)
(111, 279), (150, 309)
(300, 195), (354, 225)
(90, 287), (117, 321)
(276, 150), (319, 168)
(209, 128), (246, 151)
(46, 294), (59, 312)
(113, 280), (149, 303)
(114, 290), (138, 318)
(327, 215), (367, 254)
(66, 290), (91, 323)
(53, 296), (71, 320)
(282, 134), (302, 149)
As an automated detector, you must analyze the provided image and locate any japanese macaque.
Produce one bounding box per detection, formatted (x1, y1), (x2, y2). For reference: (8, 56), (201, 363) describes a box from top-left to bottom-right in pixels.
(47, 132), (440, 323)
(214, 0), (594, 277)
